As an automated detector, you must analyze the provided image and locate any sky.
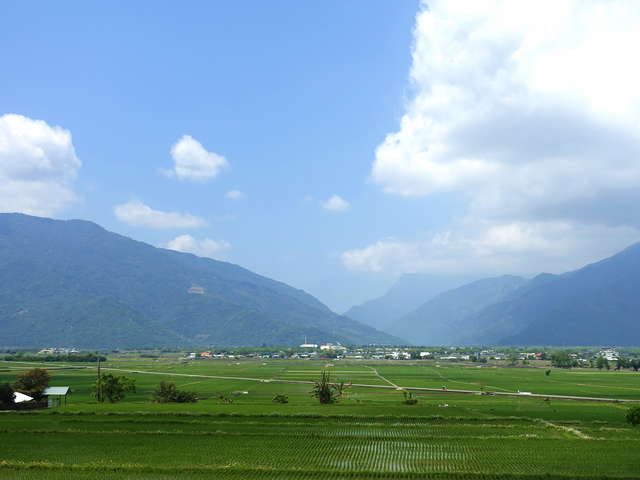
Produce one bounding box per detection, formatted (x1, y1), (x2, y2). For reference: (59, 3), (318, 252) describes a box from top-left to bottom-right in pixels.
(2, 0), (640, 313)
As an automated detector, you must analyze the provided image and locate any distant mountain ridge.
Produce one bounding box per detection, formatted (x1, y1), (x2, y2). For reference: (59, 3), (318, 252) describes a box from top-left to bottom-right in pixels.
(390, 275), (527, 344)
(0, 213), (402, 348)
(344, 273), (477, 331)
(387, 243), (640, 346)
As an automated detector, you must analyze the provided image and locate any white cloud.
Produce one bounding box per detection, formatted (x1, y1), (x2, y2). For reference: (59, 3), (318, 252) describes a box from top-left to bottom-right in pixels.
(114, 199), (206, 229)
(0, 113), (81, 216)
(225, 189), (245, 200)
(321, 194), (350, 212)
(165, 135), (228, 182)
(350, 0), (640, 274)
(164, 234), (230, 260)
(342, 220), (640, 275)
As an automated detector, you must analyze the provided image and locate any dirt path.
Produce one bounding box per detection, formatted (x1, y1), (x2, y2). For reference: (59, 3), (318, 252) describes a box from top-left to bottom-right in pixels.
(100, 366), (640, 403)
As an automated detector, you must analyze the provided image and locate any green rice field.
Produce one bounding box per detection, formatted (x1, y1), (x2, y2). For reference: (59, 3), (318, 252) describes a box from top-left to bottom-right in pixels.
(1, 356), (639, 479)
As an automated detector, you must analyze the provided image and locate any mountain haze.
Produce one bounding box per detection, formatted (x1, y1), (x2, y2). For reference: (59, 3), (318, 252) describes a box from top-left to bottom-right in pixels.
(0, 214), (401, 348)
(389, 243), (640, 346)
(481, 243), (640, 346)
(389, 275), (527, 345)
(344, 274), (477, 331)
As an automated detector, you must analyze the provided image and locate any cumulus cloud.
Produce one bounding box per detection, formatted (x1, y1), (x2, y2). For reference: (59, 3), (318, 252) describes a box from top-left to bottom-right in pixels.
(164, 234), (230, 260)
(347, 0), (640, 274)
(342, 220), (640, 274)
(165, 135), (228, 181)
(321, 194), (350, 212)
(0, 113), (81, 216)
(225, 190), (245, 200)
(114, 199), (206, 229)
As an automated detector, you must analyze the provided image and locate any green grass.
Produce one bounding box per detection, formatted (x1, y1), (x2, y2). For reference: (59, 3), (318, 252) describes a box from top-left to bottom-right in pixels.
(1, 356), (640, 479)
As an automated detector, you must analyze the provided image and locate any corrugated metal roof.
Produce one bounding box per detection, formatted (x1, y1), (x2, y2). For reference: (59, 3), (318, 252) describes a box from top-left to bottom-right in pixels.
(43, 386), (70, 395)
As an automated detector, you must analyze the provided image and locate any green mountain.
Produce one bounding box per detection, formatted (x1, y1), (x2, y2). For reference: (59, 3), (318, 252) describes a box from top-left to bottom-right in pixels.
(389, 275), (527, 345)
(0, 213), (401, 348)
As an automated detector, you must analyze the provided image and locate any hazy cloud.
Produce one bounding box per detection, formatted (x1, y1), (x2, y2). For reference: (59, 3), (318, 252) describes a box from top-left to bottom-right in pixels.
(114, 199), (206, 229)
(165, 234), (230, 260)
(342, 220), (640, 275)
(0, 113), (80, 216)
(225, 189), (245, 200)
(165, 135), (228, 181)
(321, 194), (350, 212)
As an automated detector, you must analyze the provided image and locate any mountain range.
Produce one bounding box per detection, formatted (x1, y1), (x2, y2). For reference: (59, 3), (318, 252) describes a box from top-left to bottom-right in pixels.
(0, 213), (401, 348)
(344, 273), (477, 331)
(380, 244), (640, 346)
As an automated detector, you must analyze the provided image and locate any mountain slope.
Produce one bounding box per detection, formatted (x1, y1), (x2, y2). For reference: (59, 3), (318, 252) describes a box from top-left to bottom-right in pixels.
(389, 275), (527, 345)
(344, 274), (477, 331)
(0, 213), (401, 348)
(477, 243), (640, 346)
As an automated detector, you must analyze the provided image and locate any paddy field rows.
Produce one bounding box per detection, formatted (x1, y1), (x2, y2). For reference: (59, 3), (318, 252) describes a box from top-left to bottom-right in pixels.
(1, 357), (639, 479)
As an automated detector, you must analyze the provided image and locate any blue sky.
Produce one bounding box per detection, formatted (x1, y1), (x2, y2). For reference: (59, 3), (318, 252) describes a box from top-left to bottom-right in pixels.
(3, 1), (640, 313)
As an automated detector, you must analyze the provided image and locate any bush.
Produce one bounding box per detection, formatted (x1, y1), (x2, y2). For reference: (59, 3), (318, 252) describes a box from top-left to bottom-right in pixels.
(272, 394), (289, 404)
(153, 381), (197, 403)
(13, 368), (51, 400)
(0, 383), (15, 409)
(402, 390), (418, 405)
(217, 392), (234, 404)
(94, 374), (135, 403)
(312, 370), (348, 404)
(626, 405), (640, 426)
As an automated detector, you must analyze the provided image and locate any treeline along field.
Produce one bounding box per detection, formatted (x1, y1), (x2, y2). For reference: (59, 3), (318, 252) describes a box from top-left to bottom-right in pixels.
(1, 356), (640, 479)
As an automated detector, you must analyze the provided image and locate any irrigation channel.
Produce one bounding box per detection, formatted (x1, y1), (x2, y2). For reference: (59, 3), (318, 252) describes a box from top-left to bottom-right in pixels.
(98, 366), (640, 403)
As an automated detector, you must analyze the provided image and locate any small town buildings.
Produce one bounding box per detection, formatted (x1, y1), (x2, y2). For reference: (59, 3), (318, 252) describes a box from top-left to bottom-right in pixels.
(599, 348), (619, 361)
(320, 344), (347, 352)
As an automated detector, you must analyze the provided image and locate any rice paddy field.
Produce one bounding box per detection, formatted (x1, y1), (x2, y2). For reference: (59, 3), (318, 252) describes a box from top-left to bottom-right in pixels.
(1, 356), (640, 479)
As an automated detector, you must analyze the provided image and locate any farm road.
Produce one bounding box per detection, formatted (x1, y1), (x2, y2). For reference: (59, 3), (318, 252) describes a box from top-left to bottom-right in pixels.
(100, 366), (640, 403)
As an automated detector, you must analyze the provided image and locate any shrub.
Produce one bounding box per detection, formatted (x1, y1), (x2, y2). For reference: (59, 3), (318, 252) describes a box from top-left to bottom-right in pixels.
(626, 405), (640, 426)
(153, 381), (197, 403)
(13, 368), (51, 400)
(312, 370), (343, 404)
(0, 383), (15, 409)
(217, 392), (234, 404)
(272, 394), (289, 404)
(402, 390), (418, 405)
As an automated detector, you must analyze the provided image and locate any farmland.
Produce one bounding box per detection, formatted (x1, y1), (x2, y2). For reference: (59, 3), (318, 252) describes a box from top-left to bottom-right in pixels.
(1, 356), (640, 479)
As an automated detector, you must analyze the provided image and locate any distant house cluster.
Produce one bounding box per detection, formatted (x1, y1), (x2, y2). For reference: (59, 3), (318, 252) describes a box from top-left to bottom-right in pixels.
(38, 347), (79, 355)
(599, 348), (619, 361)
(187, 284), (206, 295)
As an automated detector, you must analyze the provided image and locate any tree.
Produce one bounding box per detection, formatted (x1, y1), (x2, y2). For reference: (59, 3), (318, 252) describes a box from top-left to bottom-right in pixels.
(596, 356), (609, 370)
(616, 358), (629, 371)
(13, 368), (50, 400)
(94, 374), (135, 403)
(507, 352), (519, 366)
(152, 381), (197, 403)
(551, 352), (575, 369)
(626, 405), (640, 426)
(312, 370), (344, 404)
(0, 383), (15, 409)
(631, 359), (640, 372)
